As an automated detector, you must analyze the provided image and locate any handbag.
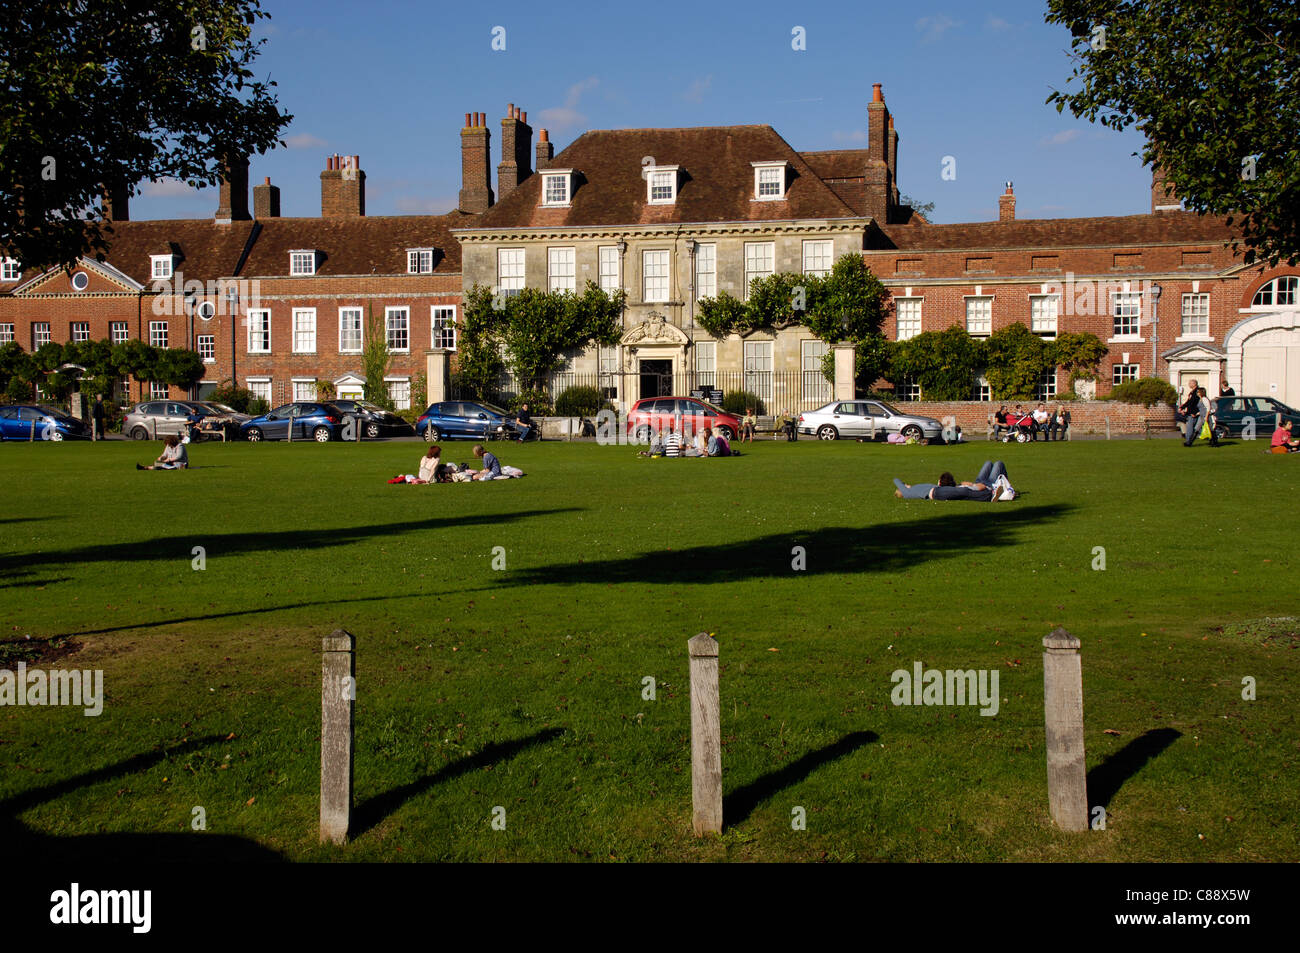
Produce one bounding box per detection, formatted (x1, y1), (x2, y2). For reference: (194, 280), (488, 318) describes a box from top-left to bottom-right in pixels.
(1199, 420), (1211, 440)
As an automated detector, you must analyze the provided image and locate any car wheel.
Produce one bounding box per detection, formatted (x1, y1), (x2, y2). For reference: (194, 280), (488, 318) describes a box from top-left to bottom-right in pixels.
(365, 421), (381, 439)
(50, 430), (64, 442)
(635, 425), (653, 442)
(423, 425), (441, 442)
(716, 425), (735, 441)
(246, 427), (263, 442)
(817, 425), (838, 441)
(901, 425), (923, 440)
(130, 426), (149, 440)
(313, 426), (331, 443)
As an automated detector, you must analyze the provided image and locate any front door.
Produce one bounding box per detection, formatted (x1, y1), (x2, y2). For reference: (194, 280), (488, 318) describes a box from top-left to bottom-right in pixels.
(640, 359), (672, 400)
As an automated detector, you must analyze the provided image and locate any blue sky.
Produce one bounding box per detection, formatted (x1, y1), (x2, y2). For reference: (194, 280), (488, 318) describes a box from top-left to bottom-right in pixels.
(131, 0), (1155, 224)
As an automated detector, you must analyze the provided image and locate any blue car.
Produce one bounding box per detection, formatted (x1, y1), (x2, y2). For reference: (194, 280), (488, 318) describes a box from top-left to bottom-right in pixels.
(416, 400), (517, 442)
(240, 402), (344, 442)
(0, 405), (91, 441)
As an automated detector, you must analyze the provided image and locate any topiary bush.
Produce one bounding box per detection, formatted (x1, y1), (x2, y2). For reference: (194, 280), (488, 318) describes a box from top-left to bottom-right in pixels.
(554, 385), (611, 417)
(1107, 377), (1178, 408)
(722, 390), (766, 415)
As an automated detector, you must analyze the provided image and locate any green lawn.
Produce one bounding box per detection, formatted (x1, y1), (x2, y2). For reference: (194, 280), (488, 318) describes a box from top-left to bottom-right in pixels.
(1, 435), (1297, 862)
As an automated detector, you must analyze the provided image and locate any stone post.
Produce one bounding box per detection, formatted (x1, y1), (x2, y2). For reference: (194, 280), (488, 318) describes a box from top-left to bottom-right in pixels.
(426, 348), (450, 405)
(688, 632), (722, 836)
(1043, 627), (1088, 832)
(832, 344), (856, 402)
(320, 629), (355, 844)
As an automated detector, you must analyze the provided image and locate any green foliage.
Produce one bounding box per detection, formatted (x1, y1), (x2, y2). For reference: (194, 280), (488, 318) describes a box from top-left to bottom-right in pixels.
(315, 380), (336, 401)
(696, 291), (749, 338)
(721, 390), (765, 416)
(984, 323), (1052, 400)
(1045, 0), (1300, 265)
(0, 342), (34, 397)
(1108, 376), (1179, 408)
(1050, 331), (1108, 379)
(362, 304), (393, 410)
(900, 194), (936, 219)
(889, 326), (989, 401)
(411, 372), (427, 414)
(0, 337), (202, 401)
(0, 0), (291, 271)
(509, 388), (552, 417)
(457, 286), (507, 401)
(554, 385), (612, 417)
(208, 383), (268, 416)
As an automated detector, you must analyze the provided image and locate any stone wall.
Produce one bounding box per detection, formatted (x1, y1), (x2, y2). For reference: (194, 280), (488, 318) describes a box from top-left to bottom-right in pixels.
(889, 400), (1176, 436)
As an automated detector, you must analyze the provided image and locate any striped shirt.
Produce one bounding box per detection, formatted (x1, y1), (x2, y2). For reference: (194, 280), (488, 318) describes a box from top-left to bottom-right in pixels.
(664, 433), (682, 457)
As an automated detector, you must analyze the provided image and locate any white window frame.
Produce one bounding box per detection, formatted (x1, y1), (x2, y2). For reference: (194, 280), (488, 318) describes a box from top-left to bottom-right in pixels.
(646, 165), (679, 204)
(541, 170), (573, 207)
(1180, 293), (1210, 338)
(432, 305), (457, 350)
(752, 161), (788, 201)
(289, 250), (317, 276)
(897, 379), (922, 401)
(247, 378), (272, 404)
(407, 249), (434, 274)
(743, 241), (775, 300)
(964, 296), (993, 337)
(247, 309), (271, 353)
(385, 376), (411, 411)
(70, 321), (90, 343)
(1036, 369), (1058, 402)
(149, 381), (169, 401)
(895, 297), (922, 341)
(643, 249), (670, 303)
(0, 259), (19, 282)
(695, 243), (716, 299)
(548, 247), (576, 293)
(385, 306), (410, 352)
(1251, 276), (1298, 307)
(110, 321), (129, 344)
(497, 248), (525, 293)
(743, 340), (774, 406)
(149, 320), (169, 349)
(0, 323), (12, 343)
(292, 378), (317, 402)
(696, 340), (716, 387)
(338, 307), (362, 354)
(801, 339), (831, 403)
(1029, 294), (1059, 336)
(197, 334), (215, 363)
(33, 322), (51, 349)
(1112, 363), (1140, 385)
(150, 255), (174, 280)
(292, 308), (316, 353)
(1111, 291), (1143, 340)
(598, 246), (621, 294)
(802, 240), (833, 277)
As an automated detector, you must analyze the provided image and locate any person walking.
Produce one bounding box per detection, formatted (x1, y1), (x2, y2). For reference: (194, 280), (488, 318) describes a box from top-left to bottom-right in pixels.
(92, 394), (106, 441)
(1181, 379), (1203, 446)
(1199, 387), (1219, 447)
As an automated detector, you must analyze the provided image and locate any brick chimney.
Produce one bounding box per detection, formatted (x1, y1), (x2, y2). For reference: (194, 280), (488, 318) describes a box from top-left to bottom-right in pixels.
(102, 183), (129, 222)
(497, 104), (534, 201)
(865, 83), (892, 223)
(1151, 162), (1180, 213)
(214, 155), (250, 224)
(535, 128), (554, 171)
(999, 181), (1016, 221)
(888, 115), (899, 210)
(320, 154), (365, 217)
(254, 176), (281, 218)
(459, 112), (494, 214)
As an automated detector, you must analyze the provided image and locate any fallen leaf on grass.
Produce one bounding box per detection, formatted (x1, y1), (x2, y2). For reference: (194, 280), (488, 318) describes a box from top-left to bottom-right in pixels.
(246, 796), (255, 806)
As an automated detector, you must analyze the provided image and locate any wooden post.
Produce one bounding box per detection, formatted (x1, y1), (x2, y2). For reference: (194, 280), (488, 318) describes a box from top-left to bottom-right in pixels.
(688, 632), (722, 835)
(1105, 416), (1111, 440)
(287, 413), (295, 442)
(1042, 627), (1088, 832)
(320, 629), (355, 844)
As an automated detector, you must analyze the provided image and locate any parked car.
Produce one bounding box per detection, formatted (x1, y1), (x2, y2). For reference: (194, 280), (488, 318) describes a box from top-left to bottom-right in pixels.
(122, 400), (211, 440)
(189, 401), (252, 440)
(798, 399), (944, 441)
(1211, 396), (1300, 438)
(0, 404), (91, 441)
(416, 400), (518, 441)
(240, 402), (345, 442)
(330, 399), (416, 438)
(626, 396), (741, 442)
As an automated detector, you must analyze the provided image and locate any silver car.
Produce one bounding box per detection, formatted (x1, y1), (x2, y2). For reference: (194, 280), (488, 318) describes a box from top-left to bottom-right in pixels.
(798, 399), (944, 441)
(122, 400), (208, 440)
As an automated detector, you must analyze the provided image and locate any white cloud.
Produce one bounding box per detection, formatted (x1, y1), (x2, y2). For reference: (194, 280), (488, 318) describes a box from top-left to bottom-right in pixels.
(916, 15), (960, 43)
(985, 15), (1012, 31)
(140, 178), (197, 197)
(285, 132), (328, 149)
(831, 129), (867, 144)
(539, 77), (599, 130)
(683, 75), (712, 103)
(1039, 129), (1082, 147)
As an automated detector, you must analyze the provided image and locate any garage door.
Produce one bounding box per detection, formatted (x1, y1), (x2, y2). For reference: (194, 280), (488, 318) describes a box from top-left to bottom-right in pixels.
(1243, 343), (1300, 406)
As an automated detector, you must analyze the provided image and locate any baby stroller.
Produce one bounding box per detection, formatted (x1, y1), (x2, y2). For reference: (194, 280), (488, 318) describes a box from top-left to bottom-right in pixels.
(1000, 411), (1035, 443)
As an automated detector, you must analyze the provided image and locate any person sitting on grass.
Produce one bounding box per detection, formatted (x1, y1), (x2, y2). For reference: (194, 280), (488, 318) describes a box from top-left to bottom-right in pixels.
(707, 427), (732, 457)
(415, 446), (442, 483)
(683, 428), (707, 457)
(137, 434), (188, 470)
(893, 461), (1012, 501)
(663, 428), (683, 458)
(1271, 420), (1300, 454)
(471, 444), (504, 480)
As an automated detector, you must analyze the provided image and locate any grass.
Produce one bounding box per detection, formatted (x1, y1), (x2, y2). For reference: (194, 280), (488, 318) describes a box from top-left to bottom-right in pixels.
(1, 434), (1297, 862)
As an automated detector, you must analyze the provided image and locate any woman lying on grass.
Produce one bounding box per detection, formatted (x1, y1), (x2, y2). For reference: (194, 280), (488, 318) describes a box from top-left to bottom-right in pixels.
(893, 461), (1014, 501)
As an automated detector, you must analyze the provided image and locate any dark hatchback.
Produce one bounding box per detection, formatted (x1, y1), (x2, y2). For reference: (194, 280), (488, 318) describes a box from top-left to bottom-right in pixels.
(416, 400), (517, 441)
(240, 402), (346, 442)
(1211, 396), (1300, 438)
(0, 404), (91, 441)
(330, 399), (416, 438)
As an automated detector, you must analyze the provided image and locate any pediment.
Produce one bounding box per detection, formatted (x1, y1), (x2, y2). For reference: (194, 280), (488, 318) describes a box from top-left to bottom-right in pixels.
(620, 312), (690, 346)
(11, 257), (144, 295)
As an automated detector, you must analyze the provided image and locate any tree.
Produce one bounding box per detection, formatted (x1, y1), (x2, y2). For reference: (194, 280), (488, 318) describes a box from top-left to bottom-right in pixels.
(1, 0), (292, 270)
(985, 323), (1051, 400)
(362, 304), (393, 409)
(1050, 331), (1108, 390)
(1045, 0), (1300, 265)
(890, 327), (988, 400)
(457, 286), (507, 400)
(899, 194), (936, 220)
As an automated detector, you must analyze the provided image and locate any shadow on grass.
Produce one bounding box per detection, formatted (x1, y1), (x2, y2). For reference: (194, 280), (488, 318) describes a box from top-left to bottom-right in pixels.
(724, 730), (878, 829)
(351, 728), (564, 838)
(67, 593), (410, 637)
(1, 735), (284, 861)
(1087, 727), (1182, 810)
(0, 508), (581, 574)
(486, 504), (1073, 588)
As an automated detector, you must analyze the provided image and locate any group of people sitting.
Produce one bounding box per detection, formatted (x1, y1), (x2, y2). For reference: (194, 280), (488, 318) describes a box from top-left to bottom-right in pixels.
(893, 460), (1017, 501)
(644, 426), (735, 458)
(993, 403), (1069, 442)
(392, 444), (524, 483)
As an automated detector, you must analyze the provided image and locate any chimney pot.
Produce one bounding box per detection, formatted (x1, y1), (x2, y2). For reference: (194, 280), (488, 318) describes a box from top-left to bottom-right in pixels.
(872, 83), (884, 103)
(521, 110), (527, 124)
(321, 153), (364, 217)
(998, 182), (1017, 222)
(540, 128), (549, 143)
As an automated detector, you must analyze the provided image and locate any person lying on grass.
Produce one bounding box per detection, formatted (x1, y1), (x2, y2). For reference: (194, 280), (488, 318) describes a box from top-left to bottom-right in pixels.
(893, 460), (1014, 501)
(137, 434), (188, 470)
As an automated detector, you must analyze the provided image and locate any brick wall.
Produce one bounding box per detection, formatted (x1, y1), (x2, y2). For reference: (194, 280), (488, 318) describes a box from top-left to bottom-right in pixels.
(890, 400), (1175, 436)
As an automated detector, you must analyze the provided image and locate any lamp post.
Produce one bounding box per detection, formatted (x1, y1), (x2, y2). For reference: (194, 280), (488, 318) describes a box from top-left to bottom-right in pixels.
(1150, 283), (1162, 378)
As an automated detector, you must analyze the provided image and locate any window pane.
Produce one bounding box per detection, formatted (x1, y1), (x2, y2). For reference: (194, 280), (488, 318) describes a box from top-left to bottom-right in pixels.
(695, 243), (716, 298)
(1030, 295), (1059, 335)
(643, 250), (669, 302)
(432, 306), (457, 350)
(896, 299), (921, 340)
(965, 297), (992, 335)
(293, 309), (316, 352)
(743, 242), (774, 299)
(497, 248), (525, 290)
(339, 308), (362, 352)
(802, 240), (832, 277)
(548, 247), (575, 292)
(386, 309), (409, 350)
(598, 246), (620, 293)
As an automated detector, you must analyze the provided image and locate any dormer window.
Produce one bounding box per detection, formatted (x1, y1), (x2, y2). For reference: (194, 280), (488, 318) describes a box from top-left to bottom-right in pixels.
(151, 255), (174, 280)
(541, 170), (574, 207)
(407, 248), (434, 274)
(646, 165), (680, 205)
(1, 259), (19, 282)
(290, 250), (317, 276)
(752, 161), (789, 201)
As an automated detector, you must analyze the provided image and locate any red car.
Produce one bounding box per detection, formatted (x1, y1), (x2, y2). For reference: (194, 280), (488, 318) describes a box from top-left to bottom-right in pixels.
(627, 396), (741, 442)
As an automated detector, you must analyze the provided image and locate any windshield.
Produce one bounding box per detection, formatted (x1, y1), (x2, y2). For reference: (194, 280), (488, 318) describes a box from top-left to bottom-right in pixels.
(36, 405), (74, 420)
(874, 401), (901, 415)
(476, 402), (510, 416)
(204, 402), (240, 415)
(355, 401), (384, 413)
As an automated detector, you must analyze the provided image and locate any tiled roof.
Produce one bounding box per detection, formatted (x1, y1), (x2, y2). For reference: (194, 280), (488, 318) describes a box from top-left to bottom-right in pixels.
(465, 126), (864, 230)
(872, 212), (1237, 251)
(238, 214), (468, 276)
